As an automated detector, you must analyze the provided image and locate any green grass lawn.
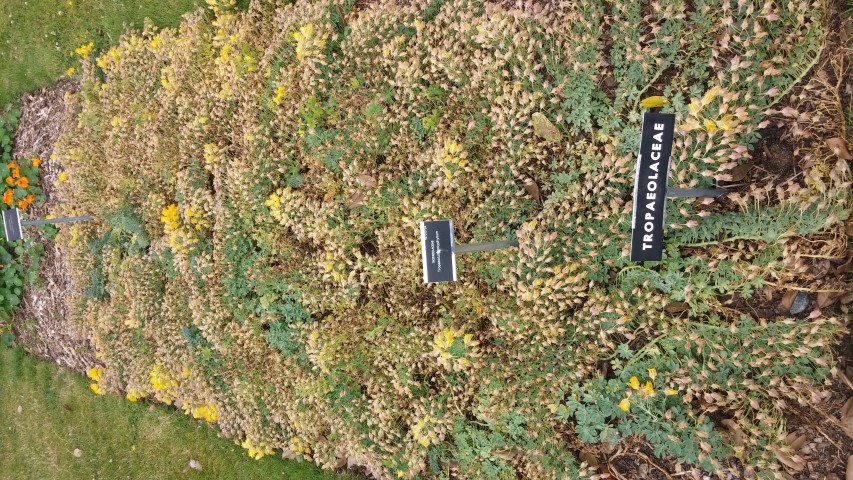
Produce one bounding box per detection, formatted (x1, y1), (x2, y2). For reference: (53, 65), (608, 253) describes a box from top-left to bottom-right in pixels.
(0, 0), (212, 106)
(0, 346), (361, 480)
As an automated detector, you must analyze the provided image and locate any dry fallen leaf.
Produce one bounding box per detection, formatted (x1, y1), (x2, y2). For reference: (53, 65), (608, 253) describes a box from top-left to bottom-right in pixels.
(770, 445), (805, 472)
(188, 459), (201, 471)
(779, 290), (798, 311)
(840, 397), (853, 440)
(531, 112), (562, 142)
(728, 161), (754, 182)
(837, 254), (853, 276)
(493, 448), (515, 461)
(348, 192), (366, 208)
(816, 291), (840, 309)
(786, 433), (807, 452)
(639, 95), (670, 109)
(826, 137), (853, 160)
(846, 454), (853, 480)
(579, 451), (599, 468)
(664, 301), (689, 314)
(356, 174), (376, 188)
(722, 419), (747, 459)
(522, 177), (542, 206)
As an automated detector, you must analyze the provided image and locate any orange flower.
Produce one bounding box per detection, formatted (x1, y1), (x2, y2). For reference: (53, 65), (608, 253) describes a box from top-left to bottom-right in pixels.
(11, 166), (20, 179)
(6, 161), (15, 170)
(32, 158), (42, 167)
(2, 190), (13, 206)
(16, 177), (28, 188)
(17, 194), (35, 209)
(4, 177), (12, 186)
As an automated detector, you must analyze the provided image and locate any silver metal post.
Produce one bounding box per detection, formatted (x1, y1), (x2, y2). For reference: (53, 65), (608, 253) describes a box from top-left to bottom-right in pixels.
(21, 215), (95, 226)
(454, 238), (519, 254)
(666, 188), (726, 198)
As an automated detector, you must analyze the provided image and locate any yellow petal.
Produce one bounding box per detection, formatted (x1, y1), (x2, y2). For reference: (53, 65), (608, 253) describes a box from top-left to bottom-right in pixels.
(647, 367), (657, 380)
(627, 376), (640, 390)
(618, 398), (631, 412)
(688, 100), (702, 118)
(704, 119), (718, 133)
(665, 388), (679, 396)
(700, 86), (721, 107)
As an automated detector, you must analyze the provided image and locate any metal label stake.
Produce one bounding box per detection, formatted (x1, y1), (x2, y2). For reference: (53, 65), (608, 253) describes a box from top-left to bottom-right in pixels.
(3, 208), (94, 242)
(630, 112), (726, 261)
(420, 220), (518, 283)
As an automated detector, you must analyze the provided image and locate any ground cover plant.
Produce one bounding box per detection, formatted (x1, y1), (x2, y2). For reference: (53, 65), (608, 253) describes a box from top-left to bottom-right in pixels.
(48, 0), (851, 478)
(0, 345), (363, 480)
(0, 105), (51, 343)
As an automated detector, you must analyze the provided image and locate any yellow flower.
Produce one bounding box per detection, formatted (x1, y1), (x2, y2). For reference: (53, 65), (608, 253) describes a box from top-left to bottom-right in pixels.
(717, 114), (738, 131)
(618, 398), (631, 412)
(241, 438), (273, 460)
(640, 381), (655, 397)
(126, 389), (146, 402)
(685, 100), (701, 119)
(89, 383), (103, 395)
(74, 42), (95, 58)
(292, 24), (326, 62)
(704, 118), (718, 133)
(87, 366), (104, 382)
(160, 204), (180, 231)
(273, 85), (287, 105)
(665, 388), (679, 396)
(66, 67), (75, 77)
(700, 86), (721, 107)
(149, 364), (178, 391)
(190, 403), (219, 422)
(627, 376), (640, 390)
(58, 172), (69, 183)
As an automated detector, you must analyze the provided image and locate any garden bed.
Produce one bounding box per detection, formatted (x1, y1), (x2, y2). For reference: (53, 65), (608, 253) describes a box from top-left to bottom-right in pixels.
(6, 0), (853, 478)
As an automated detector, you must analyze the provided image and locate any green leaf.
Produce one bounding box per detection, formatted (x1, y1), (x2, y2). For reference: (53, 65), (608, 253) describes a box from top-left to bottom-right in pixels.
(6, 293), (19, 306)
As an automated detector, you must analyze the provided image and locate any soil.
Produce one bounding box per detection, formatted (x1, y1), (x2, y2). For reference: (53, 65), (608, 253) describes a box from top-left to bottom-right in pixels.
(8, 78), (96, 374)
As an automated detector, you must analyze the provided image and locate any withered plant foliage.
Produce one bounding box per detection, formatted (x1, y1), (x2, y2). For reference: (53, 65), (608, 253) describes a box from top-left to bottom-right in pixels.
(52, 0), (849, 478)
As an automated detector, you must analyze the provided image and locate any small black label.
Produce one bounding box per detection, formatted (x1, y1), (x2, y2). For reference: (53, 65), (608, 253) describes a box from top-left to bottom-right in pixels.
(630, 113), (675, 261)
(420, 220), (457, 283)
(3, 208), (22, 242)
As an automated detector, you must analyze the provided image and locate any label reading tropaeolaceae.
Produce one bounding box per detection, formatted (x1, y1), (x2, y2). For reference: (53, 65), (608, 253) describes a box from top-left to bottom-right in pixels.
(630, 112), (675, 262)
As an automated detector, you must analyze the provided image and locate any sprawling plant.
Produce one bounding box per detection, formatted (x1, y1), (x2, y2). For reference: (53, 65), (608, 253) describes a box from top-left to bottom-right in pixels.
(53, 0), (848, 478)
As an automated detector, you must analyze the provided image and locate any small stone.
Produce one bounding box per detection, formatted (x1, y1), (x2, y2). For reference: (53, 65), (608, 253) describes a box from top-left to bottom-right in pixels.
(72, 448), (82, 458)
(790, 292), (809, 315)
(16, 405), (22, 414)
